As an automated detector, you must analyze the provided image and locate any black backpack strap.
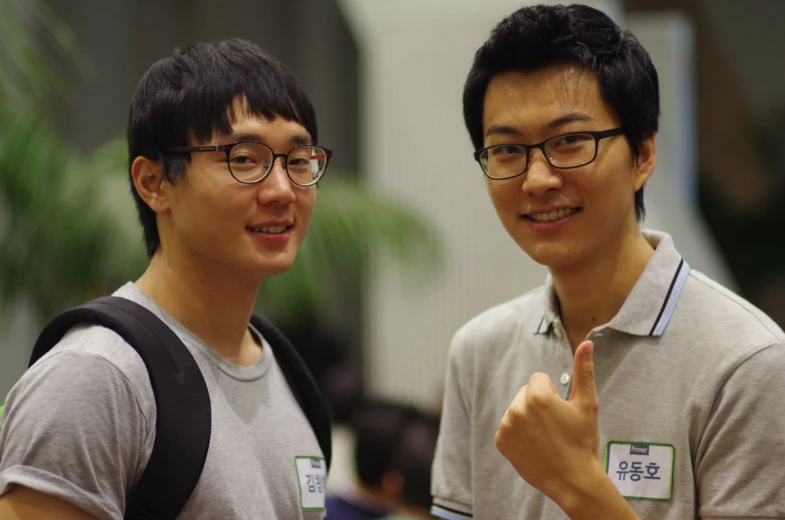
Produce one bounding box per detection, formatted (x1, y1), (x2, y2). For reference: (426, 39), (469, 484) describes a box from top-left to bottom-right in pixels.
(250, 315), (332, 470)
(30, 296), (211, 520)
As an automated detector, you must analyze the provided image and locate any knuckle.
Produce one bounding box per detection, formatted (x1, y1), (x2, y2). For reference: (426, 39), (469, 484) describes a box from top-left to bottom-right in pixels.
(526, 381), (552, 408)
(503, 405), (523, 425)
(494, 430), (504, 449)
(527, 391), (548, 409)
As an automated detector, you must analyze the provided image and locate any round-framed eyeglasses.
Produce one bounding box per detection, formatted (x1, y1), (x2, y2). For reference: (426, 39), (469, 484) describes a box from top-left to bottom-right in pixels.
(164, 141), (332, 186)
(474, 127), (625, 180)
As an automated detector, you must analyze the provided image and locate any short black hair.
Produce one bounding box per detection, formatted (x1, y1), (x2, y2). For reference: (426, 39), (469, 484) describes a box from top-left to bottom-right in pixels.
(463, 4), (659, 221)
(127, 38), (318, 256)
(350, 400), (422, 489)
(390, 413), (440, 510)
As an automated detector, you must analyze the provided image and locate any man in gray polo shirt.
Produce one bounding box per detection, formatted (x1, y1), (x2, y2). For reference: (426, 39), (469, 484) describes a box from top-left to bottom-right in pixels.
(431, 4), (785, 520)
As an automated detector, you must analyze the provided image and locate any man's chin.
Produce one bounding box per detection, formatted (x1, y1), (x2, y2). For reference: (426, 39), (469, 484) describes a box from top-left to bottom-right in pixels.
(252, 256), (297, 279)
(518, 242), (580, 270)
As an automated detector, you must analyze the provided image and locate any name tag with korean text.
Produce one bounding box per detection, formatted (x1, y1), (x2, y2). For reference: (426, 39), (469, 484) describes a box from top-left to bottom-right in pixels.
(295, 456), (326, 511)
(605, 442), (674, 501)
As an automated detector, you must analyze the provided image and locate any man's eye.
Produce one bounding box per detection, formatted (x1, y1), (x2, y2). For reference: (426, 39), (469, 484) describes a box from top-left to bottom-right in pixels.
(491, 145), (523, 155)
(230, 155), (257, 164)
(555, 134), (591, 146)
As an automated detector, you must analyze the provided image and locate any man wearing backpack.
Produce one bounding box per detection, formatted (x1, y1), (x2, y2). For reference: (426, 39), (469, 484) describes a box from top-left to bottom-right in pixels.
(0, 38), (332, 519)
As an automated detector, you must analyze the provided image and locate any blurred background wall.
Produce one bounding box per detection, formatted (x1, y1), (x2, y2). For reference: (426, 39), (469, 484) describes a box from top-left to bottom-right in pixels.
(2, 0), (784, 414)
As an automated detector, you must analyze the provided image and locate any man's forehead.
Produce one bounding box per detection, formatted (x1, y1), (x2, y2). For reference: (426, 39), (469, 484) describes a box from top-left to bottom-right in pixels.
(190, 117), (311, 146)
(482, 65), (610, 135)
(487, 66), (598, 108)
(227, 96), (259, 121)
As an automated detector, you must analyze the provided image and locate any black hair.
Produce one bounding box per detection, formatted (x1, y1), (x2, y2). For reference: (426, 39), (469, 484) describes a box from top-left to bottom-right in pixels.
(463, 4), (659, 221)
(350, 400), (422, 489)
(127, 38), (318, 256)
(390, 413), (440, 511)
(319, 361), (365, 425)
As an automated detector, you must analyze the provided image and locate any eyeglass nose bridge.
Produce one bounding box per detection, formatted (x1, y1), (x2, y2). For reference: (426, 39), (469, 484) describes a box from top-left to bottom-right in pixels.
(269, 153), (289, 173)
(520, 142), (554, 175)
(256, 153), (294, 185)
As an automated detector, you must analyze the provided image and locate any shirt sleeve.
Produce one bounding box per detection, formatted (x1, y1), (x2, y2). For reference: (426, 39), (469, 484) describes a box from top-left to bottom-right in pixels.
(431, 330), (474, 520)
(0, 349), (150, 520)
(697, 342), (785, 518)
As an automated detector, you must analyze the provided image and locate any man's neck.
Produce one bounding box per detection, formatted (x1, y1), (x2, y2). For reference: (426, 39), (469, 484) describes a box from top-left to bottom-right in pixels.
(135, 249), (263, 365)
(550, 229), (654, 351)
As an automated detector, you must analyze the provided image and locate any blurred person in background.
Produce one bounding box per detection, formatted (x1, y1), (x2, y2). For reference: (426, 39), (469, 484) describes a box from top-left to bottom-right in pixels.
(0, 38), (332, 519)
(432, 4), (785, 520)
(379, 413), (440, 520)
(325, 400), (421, 520)
(320, 361), (366, 494)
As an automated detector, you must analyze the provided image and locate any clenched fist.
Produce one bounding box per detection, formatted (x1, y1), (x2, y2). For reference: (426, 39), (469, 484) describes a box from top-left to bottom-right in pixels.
(495, 340), (602, 505)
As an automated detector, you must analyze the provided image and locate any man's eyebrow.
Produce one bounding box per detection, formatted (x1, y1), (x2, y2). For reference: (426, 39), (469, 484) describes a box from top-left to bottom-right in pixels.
(486, 125), (521, 138)
(546, 112), (594, 129)
(289, 134), (312, 146)
(227, 132), (313, 146)
(485, 113), (596, 140)
(228, 132), (262, 143)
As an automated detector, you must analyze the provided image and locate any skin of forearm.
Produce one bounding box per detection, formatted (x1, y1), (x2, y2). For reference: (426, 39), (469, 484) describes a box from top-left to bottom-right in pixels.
(554, 460), (642, 520)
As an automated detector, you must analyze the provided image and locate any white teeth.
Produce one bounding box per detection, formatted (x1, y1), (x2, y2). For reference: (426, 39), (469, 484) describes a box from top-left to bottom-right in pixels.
(249, 225), (288, 233)
(528, 208), (578, 222)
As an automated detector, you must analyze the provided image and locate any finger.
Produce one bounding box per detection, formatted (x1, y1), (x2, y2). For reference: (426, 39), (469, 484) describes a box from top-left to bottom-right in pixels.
(525, 372), (560, 409)
(510, 384), (529, 409)
(500, 384), (528, 429)
(529, 371), (558, 394)
(569, 340), (597, 406)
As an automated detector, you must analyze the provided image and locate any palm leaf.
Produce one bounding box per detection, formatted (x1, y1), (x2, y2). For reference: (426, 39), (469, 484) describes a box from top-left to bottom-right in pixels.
(0, 0), (87, 113)
(0, 108), (143, 320)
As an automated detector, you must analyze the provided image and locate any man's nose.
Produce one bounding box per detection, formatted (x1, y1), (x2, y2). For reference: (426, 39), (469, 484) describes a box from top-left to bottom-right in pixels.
(521, 149), (563, 196)
(258, 158), (296, 205)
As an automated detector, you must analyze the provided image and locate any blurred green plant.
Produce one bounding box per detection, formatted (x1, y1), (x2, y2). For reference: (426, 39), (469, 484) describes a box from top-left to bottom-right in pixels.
(0, 0), (442, 324)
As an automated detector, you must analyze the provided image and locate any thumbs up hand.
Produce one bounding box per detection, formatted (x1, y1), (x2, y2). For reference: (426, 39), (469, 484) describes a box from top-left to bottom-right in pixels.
(495, 341), (603, 505)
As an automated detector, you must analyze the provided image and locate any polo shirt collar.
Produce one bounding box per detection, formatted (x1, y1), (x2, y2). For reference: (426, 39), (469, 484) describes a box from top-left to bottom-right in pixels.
(531, 276), (560, 335)
(531, 230), (690, 338)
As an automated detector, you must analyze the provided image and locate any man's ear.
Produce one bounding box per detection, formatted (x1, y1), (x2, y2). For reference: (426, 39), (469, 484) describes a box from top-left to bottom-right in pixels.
(633, 132), (656, 192)
(131, 156), (169, 214)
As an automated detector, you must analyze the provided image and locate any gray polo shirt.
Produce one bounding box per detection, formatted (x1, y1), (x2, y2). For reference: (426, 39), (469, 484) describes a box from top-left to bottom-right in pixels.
(432, 230), (785, 520)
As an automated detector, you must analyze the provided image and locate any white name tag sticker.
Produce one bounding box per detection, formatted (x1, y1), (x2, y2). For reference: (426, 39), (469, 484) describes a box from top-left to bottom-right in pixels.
(605, 442), (674, 501)
(295, 456), (326, 511)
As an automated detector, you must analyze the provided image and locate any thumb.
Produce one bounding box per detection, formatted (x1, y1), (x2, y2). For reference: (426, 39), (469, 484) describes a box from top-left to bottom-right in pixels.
(569, 340), (597, 405)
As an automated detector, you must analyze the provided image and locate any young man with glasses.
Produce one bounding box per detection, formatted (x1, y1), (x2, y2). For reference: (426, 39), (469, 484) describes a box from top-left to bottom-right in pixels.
(431, 4), (785, 520)
(0, 39), (331, 519)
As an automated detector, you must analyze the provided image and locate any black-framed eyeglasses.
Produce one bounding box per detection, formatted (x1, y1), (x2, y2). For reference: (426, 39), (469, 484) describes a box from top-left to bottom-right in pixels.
(474, 127), (625, 180)
(164, 142), (332, 186)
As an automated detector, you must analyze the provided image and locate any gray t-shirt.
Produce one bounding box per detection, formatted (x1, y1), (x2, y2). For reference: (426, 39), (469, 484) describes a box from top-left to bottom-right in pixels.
(0, 283), (326, 519)
(432, 230), (785, 520)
